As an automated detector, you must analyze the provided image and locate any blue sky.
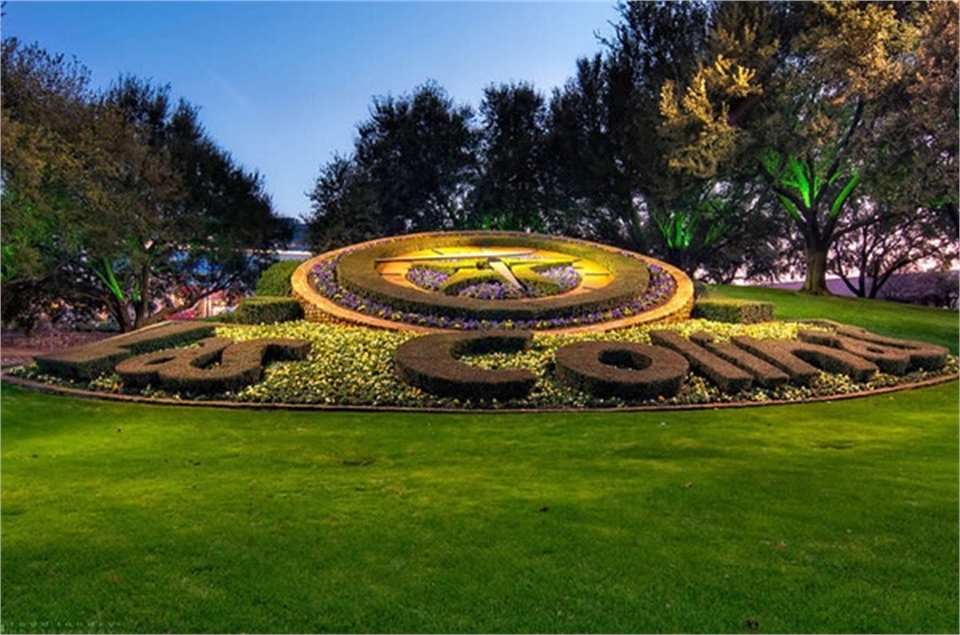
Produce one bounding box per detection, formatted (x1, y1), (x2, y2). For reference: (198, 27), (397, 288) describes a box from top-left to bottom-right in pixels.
(3, 1), (619, 219)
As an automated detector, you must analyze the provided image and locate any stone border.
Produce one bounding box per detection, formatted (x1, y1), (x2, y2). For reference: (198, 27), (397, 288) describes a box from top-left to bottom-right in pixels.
(291, 231), (694, 334)
(2, 370), (956, 413)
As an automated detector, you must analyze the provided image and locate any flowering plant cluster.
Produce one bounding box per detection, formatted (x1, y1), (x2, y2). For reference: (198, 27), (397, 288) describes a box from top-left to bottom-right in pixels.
(310, 255), (675, 331)
(405, 265), (450, 291)
(405, 263), (582, 300)
(10, 319), (955, 409)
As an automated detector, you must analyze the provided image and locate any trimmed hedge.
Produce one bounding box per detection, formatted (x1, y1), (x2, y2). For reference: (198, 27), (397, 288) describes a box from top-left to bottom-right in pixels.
(798, 320), (948, 372)
(116, 337), (312, 394)
(554, 341), (689, 399)
(650, 329), (753, 393)
(336, 232), (652, 321)
(693, 298), (775, 324)
(394, 331), (537, 400)
(34, 322), (216, 380)
(255, 260), (305, 297)
(731, 336), (879, 385)
(689, 333), (790, 388)
(235, 296), (304, 324)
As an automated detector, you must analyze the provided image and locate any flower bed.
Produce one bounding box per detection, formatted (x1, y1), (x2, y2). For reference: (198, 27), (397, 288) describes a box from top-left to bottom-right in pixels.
(7, 319), (956, 410)
(291, 231), (695, 333)
(308, 254), (677, 331)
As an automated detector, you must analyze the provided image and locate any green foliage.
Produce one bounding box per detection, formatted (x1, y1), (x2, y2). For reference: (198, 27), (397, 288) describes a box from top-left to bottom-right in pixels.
(115, 337), (311, 394)
(692, 298), (774, 324)
(554, 340), (689, 399)
(393, 332), (536, 400)
(32, 321), (215, 380)
(254, 260), (303, 297)
(467, 83), (551, 232)
(305, 82), (476, 250)
(234, 296), (304, 324)
(1, 40), (288, 332)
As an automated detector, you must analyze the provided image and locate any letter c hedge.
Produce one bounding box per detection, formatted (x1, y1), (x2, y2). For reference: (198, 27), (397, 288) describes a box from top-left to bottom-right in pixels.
(554, 341), (689, 399)
(394, 331), (537, 400)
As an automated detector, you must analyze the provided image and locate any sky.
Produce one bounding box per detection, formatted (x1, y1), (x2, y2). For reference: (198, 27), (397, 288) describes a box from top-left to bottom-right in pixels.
(2, 1), (620, 219)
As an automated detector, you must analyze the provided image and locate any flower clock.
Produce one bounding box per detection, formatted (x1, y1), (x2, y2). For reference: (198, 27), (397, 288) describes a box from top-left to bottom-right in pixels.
(291, 231), (694, 333)
(8, 230), (955, 410)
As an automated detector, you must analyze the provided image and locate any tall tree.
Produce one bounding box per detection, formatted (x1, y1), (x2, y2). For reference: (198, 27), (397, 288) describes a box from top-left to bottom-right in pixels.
(82, 76), (286, 331)
(1, 38), (104, 331)
(354, 82), (477, 234)
(658, 2), (923, 295)
(304, 155), (380, 252)
(2, 40), (287, 332)
(469, 82), (550, 232)
(546, 2), (713, 252)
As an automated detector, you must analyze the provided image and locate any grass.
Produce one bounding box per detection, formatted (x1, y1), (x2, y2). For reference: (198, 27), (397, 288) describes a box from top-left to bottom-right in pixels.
(1, 287), (958, 633)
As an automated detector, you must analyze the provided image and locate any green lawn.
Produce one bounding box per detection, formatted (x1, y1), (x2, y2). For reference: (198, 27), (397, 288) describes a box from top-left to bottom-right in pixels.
(2, 288), (958, 633)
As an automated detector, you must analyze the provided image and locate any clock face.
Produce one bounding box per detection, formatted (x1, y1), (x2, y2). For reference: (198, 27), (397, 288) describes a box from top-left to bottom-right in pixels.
(292, 231), (692, 333)
(373, 245), (615, 298)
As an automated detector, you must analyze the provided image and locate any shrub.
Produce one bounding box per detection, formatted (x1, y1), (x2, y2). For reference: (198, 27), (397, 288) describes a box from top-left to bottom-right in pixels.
(689, 333), (790, 388)
(649, 329), (753, 393)
(554, 341), (689, 399)
(797, 322), (949, 373)
(34, 322), (216, 380)
(255, 260), (304, 297)
(235, 296), (304, 324)
(116, 337), (312, 394)
(731, 336), (879, 385)
(693, 298), (775, 324)
(394, 331), (537, 400)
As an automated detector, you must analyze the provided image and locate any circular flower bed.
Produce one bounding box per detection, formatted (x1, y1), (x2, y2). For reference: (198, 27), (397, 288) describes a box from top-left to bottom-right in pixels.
(291, 231), (694, 333)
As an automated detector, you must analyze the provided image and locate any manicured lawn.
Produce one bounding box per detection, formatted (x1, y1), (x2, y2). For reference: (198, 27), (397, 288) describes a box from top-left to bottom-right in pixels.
(1, 288), (957, 633)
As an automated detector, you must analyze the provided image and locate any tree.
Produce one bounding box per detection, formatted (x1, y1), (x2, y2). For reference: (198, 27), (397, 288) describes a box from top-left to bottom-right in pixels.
(79, 76), (287, 331)
(648, 177), (789, 283)
(546, 2), (714, 252)
(829, 199), (957, 299)
(1, 38), (103, 332)
(2, 39), (287, 332)
(469, 82), (551, 232)
(304, 155), (380, 252)
(354, 82), (477, 234)
(657, 2), (924, 295)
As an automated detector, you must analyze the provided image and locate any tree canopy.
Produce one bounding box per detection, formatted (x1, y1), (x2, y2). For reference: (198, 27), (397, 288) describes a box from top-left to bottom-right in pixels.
(1, 38), (289, 332)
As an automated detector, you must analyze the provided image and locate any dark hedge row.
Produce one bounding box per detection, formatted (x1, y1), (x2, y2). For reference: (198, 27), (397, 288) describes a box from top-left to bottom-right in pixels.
(689, 333), (790, 388)
(693, 299), (775, 324)
(391, 323), (951, 402)
(255, 260), (304, 297)
(554, 341), (690, 400)
(336, 232), (651, 321)
(235, 296), (304, 324)
(731, 336), (879, 385)
(798, 321), (948, 373)
(650, 330), (753, 393)
(34, 322), (216, 380)
(116, 337), (311, 394)
(394, 331), (537, 400)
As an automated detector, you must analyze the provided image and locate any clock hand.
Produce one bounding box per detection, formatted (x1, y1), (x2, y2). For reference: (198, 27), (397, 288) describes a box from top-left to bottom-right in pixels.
(487, 258), (523, 291)
(376, 249), (535, 264)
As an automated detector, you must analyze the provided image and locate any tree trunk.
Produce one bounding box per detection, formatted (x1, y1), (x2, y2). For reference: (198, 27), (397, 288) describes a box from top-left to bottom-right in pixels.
(801, 244), (830, 295)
